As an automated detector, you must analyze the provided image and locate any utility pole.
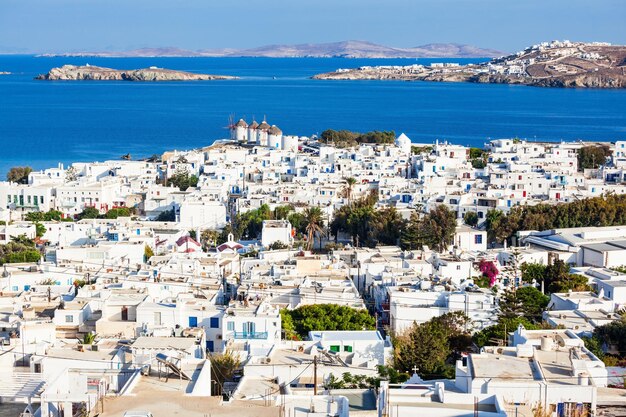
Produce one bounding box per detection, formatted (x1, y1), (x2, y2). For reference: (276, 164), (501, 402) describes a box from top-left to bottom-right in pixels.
(313, 356), (318, 395)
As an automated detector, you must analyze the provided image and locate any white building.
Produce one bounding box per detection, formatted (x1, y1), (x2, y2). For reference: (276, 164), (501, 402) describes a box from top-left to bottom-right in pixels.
(261, 220), (292, 248)
(308, 330), (392, 367)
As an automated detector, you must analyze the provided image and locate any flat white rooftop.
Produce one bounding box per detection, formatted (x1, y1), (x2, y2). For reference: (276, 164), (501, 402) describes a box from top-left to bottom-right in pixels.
(309, 330), (382, 342)
(131, 337), (198, 350)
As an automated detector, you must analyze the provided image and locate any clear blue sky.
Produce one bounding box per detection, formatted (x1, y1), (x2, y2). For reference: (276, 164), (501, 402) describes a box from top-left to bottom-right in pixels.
(1, 0), (624, 53)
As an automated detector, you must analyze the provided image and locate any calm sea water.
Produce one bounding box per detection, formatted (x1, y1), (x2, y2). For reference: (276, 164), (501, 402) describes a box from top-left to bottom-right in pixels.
(0, 55), (625, 176)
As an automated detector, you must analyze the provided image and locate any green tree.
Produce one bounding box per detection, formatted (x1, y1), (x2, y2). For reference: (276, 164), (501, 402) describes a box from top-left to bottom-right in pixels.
(594, 317), (626, 358)
(45, 210), (63, 221)
(319, 129), (396, 148)
(343, 177), (357, 205)
(281, 304), (375, 340)
(400, 211), (425, 250)
(520, 262), (547, 285)
(268, 241), (288, 250)
(471, 159), (486, 169)
(577, 145), (611, 171)
(25, 210), (64, 222)
(0, 237), (41, 265)
(77, 207), (100, 220)
(331, 200), (373, 246)
(288, 212), (307, 235)
(35, 223), (46, 238)
(210, 350), (241, 396)
(82, 333), (96, 345)
(11, 234), (34, 246)
(393, 312), (471, 380)
(498, 286), (549, 323)
(200, 229), (220, 250)
(319, 129), (360, 147)
(156, 209), (175, 222)
(463, 211), (478, 227)
(235, 204), (271, 239)
(168, 168), (199, 191)
(105, 207), (131, 219)
(24, 212), (44, 222)
(469, 148), (485, 159)
(545, 260), (590, 293)
(7, 166), (32, 184)
(304, 207), (325, 251)
(485, 209), (505, 243)
(481, 194), (626, 243)
(357, 130), (395, 145)
(411, 145), (433, 155)
(376, 365), (410, 384)
(144, 245), (154, 261)
(582, 335), (605, 360)
(473, 316), (540, 348)
(217, 224), (234, 244)
(273, 205), (293, 220)
(369, 207), (405, 247)
(421, 205), (457, 252)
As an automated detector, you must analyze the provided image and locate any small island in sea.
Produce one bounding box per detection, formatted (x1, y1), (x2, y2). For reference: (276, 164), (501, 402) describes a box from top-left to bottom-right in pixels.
(313, 40), (626, 88)
(35, 64), (237, 81)
(0, 71), (10, 75)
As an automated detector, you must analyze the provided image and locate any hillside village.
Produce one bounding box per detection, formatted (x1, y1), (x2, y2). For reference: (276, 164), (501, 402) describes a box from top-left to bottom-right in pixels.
(0, 120), (625, 417)
(313, 41), (626, 88)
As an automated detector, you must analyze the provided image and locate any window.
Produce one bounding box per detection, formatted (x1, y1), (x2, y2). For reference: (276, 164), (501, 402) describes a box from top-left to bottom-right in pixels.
(344, 345), (353, 352)
(475, 234), (483, 244)
(65, 315), (73, 323)
(210, 317), (219, 328)
(456, 265), (461, 270)
(329, 345), (340, 353)
(227, 321), (234, 331)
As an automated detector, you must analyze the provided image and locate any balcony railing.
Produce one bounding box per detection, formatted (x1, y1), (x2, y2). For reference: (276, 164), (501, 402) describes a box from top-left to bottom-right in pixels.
(233, 331), (268, 340)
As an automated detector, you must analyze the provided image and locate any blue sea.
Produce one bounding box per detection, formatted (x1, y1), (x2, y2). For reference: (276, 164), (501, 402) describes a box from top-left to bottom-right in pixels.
(0, 55), (625, 176)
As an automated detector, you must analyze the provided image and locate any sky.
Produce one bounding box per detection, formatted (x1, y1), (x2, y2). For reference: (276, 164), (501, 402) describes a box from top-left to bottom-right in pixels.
(0, 0), (624, 53)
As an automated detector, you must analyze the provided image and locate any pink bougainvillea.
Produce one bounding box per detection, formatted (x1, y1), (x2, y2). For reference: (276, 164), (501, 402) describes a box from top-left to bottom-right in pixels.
(478, 259), (499, 287)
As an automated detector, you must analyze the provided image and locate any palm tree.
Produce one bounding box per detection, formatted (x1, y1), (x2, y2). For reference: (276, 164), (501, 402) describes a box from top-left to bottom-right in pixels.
(344, 177), (357, 205)
(304, 207), (325, 251)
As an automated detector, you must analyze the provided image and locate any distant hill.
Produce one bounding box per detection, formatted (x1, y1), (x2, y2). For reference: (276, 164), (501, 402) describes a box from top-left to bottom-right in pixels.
(39, 41), (504, 58)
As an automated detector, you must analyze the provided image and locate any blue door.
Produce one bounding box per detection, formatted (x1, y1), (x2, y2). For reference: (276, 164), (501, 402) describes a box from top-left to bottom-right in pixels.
(189, 316), (198, 327)
(207, 341), (214, 352)
(244, 322), (256, 336)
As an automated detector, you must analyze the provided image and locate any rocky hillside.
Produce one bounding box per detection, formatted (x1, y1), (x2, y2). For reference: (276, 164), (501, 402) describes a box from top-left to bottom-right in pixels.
(40, 41), (503, 59)
(313, 41), (626, 88)
(35, 65), (236, 81)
